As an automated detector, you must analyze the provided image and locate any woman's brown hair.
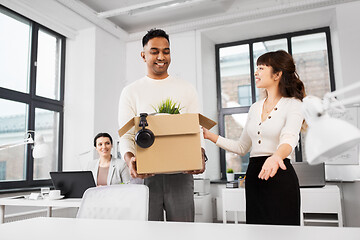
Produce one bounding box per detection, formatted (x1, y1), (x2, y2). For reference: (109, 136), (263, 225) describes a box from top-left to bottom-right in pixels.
(257, 50), (306, 101)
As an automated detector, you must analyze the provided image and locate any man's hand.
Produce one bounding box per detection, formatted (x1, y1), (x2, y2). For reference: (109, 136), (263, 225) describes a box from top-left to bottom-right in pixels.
(258, 155), (286, 180)
(124, 152), (154, 179)
(184, 148), (206, 175)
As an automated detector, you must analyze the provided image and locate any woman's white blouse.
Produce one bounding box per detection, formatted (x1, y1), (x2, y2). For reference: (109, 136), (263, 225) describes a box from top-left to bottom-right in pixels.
(216, 97), (304, 160)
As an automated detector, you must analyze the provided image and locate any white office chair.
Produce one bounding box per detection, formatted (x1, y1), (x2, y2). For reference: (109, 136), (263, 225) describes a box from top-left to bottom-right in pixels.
(222, 188), (246, 224)
(300, 186), (343, 227)
(76, 184), (149, 221)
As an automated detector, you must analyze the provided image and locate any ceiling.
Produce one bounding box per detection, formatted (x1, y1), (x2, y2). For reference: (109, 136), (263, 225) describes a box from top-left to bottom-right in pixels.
(77, 0), (237, 34)
(58, 0), (357, 40)
(2, 0), (357, 41)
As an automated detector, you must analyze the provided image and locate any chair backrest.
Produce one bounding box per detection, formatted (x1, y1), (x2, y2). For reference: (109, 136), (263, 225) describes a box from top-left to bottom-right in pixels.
(222, 188), (246, 224)
(76, 184), (149, 221)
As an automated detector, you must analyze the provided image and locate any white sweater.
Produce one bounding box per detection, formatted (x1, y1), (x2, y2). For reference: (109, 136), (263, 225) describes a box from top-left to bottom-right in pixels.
(216, 97), (303, 160)
(118, 75), (202, 158)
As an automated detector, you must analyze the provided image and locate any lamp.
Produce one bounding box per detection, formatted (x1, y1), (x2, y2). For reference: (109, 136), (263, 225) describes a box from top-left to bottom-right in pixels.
(0, 130), (49, 158)
(32, 134), (50, 159)
(303, 81), (360, 165)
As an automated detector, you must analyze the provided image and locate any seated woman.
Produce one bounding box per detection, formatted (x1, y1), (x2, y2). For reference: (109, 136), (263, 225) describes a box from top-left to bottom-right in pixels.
(88, 132), (130, 186)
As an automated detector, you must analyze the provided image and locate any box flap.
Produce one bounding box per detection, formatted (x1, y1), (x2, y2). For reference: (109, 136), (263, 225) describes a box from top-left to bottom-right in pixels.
(118, 117), (135, 137)
(119, 113), (216, 137)
(198, 114), (217, 130)
(135, 113), (200, 137)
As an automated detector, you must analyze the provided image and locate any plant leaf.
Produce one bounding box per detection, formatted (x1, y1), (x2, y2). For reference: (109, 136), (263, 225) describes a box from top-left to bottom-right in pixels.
(154, 98), (183, 114)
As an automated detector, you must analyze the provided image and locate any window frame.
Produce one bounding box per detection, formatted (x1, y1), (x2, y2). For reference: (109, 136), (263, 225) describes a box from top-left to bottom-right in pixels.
(0, 5), (65, 191)
(215, 27), (335, 180)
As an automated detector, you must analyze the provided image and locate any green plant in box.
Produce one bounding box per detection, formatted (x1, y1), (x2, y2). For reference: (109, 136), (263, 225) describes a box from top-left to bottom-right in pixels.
(153, 98), (183, 114)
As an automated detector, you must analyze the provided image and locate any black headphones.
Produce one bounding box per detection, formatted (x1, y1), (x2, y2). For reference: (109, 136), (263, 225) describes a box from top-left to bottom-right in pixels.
(135, 113), (155, 148)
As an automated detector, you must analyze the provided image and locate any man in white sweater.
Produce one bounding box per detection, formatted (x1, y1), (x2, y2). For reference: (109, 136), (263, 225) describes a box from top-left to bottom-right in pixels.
(118, 29), (206, 222)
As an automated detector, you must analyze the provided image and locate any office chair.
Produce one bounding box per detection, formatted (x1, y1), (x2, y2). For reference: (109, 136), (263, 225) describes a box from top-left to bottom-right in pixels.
(76, 184), (149, 221)
(222, 188), (246, 224)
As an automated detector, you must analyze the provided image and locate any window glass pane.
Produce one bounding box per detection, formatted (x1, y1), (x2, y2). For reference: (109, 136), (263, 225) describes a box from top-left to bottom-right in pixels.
(219, 45), (251, 108)
(253, 39), (288, 101)
(253, 39), (288, 62)
(34, 108), (59, 180)
(292, 33), (331, 98)
(0, 99), (28, 181)
(0, 9), (30, 93)
(36, 29), (62, 100)
(224, 113), (249, 173)
(238, 85), (252, 106)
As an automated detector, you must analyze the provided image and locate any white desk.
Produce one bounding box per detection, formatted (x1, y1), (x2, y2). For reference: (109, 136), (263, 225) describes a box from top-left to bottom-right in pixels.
(0, 217), (359, 240)
(0, 196), (81, 224)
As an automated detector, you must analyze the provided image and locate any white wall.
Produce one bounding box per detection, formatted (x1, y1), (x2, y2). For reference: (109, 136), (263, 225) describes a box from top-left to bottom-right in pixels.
(63, 28), (96, 170)
(125, 31), (198, 87)
(333, 1), (360, 88)
(125, 40), (145, 85)
(197, 32), (220, 180)
(323, 1), (360, 183)
(63, 26), (126, 170)
(93, 27), (126, 148)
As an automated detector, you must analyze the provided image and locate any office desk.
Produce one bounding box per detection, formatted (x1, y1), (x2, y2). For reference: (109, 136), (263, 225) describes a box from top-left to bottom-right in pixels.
(0, 197), (81, 224)
(0, 217), (359, 240)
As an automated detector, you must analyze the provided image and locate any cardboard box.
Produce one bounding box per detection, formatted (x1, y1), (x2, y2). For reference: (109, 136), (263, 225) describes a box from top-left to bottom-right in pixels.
(118, 113), (216, 174)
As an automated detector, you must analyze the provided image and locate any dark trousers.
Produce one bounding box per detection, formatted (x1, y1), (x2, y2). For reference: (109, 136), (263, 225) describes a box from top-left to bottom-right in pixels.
(144, 173), (194, 222)
(245, 156), (300, 225)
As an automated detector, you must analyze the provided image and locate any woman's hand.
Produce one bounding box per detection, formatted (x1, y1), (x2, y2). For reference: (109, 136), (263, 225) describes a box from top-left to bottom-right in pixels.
(258, 155), (287, 180)
(202, 127), (211, 140)
(202, 127), (219, 143)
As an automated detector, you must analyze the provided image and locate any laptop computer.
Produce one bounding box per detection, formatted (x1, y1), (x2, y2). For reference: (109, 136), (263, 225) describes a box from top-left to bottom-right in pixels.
(50, 171), (96, 198)
(292, 162), (326, 188)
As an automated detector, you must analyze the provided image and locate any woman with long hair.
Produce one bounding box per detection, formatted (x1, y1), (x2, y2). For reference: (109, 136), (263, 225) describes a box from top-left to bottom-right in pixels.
(203, 50), (305, 225)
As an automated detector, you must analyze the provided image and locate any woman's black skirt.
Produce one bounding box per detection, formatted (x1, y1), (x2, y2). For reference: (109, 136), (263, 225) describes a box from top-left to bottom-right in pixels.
(245, 156), (300, 225)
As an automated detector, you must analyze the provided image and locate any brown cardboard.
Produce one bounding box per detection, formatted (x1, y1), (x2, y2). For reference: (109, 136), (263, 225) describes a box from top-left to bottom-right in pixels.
(118, 113), (216, 174)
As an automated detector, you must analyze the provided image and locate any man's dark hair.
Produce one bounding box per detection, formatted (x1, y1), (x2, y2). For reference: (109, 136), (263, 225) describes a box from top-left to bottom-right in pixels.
(94, 132), (113, 147)
(142, 28), (170, 47)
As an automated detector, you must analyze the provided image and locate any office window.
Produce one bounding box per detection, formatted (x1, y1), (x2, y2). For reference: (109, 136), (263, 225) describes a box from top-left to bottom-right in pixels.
(36, 29), (62, 100)
(0, 6), (65, 190)
(0, 162), (6, 180)
(216, 27), (335, 179)
(34, 108), (60, 180)
(219, 44), (251, 108)
(292, 33), (331, 98)
(0, 8), (30, 93)
(0, 99), (28, 181)
(237, 85), (251, 106)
